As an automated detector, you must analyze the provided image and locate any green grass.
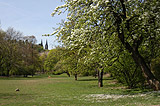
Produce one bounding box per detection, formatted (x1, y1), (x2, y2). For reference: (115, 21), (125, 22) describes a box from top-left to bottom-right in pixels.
(0, 74), (160, 106)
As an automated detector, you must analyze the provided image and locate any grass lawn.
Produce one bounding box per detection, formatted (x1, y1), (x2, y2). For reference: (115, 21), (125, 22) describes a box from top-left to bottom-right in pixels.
(0, 74), (160, 106)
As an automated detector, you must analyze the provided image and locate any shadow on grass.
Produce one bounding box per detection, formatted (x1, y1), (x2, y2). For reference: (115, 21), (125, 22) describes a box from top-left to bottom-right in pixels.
(78, 77), (115, 82)
(121, 88), (153, 95)
(0, 73), (70, 80)
(78, 79), (98, 81)
(0, 92), (34, 99)
(103, 83), (123, 88)
(152, 92), (160, 97)
(0, 75), (48, 80)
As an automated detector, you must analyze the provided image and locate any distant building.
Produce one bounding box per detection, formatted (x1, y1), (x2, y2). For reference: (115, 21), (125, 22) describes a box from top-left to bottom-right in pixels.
(38, 39), (49, 51)
(45, 40), (48, 50)
(40, 39), (43, 47)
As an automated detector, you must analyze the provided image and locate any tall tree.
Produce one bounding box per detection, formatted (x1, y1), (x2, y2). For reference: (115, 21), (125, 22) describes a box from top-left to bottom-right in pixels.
(52, 0), (160, 90)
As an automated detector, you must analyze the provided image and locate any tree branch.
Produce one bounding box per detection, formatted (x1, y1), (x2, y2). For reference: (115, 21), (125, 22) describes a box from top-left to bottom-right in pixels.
(120, 0), (126, 19)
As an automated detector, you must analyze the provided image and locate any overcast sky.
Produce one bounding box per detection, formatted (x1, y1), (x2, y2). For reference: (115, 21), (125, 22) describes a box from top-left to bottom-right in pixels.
(0, 0), (66, 49)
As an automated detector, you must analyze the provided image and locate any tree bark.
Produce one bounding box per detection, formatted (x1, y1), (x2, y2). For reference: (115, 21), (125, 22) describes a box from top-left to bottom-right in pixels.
(66, 71), (70, 77)
(94, 69), (97, 78)
(116, 20), (160, 90)
(98, 69), (103, 87)
(6, 70), (10, 77)
(131, 51), (160, 91)
(75, 74), (77, 81)
(32, 71), (34, 77)
(121, 37), (160, 90)
(114, 0), (160, 90)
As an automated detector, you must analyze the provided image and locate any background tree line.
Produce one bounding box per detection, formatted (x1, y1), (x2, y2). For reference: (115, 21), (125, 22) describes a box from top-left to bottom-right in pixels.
(0, 27), (43, 77)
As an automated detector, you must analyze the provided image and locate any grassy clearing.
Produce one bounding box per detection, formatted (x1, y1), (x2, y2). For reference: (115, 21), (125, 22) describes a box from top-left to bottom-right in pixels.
(0, 74), (160, 106)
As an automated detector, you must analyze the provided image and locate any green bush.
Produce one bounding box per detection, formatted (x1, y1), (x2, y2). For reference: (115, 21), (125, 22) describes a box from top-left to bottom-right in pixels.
(107, 52), (145, 88)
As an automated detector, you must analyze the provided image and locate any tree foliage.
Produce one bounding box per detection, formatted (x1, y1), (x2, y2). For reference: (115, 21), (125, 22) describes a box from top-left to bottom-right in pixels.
(52, 0), (160, 90)
(0, 27), (42, 77)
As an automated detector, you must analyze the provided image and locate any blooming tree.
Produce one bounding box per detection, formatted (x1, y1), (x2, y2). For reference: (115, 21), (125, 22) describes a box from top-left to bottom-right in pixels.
(52, 0), (160, 90)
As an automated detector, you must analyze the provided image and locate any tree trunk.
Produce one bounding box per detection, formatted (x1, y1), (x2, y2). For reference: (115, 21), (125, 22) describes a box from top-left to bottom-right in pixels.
(75, 74), (77, 81)
(98, 69), (103, 87)
(6, 70), (10, 77)
(94, 69), (97, 78)
(32, 71), (34, 77)
(132, 51), (160, 91)
(115, 0), (160, 90)
(66, 71), (70, 77)
(6, 63), (11, 77)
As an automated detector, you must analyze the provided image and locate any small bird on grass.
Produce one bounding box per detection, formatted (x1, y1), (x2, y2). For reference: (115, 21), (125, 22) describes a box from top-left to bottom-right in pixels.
(15, 88), (20, 92)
